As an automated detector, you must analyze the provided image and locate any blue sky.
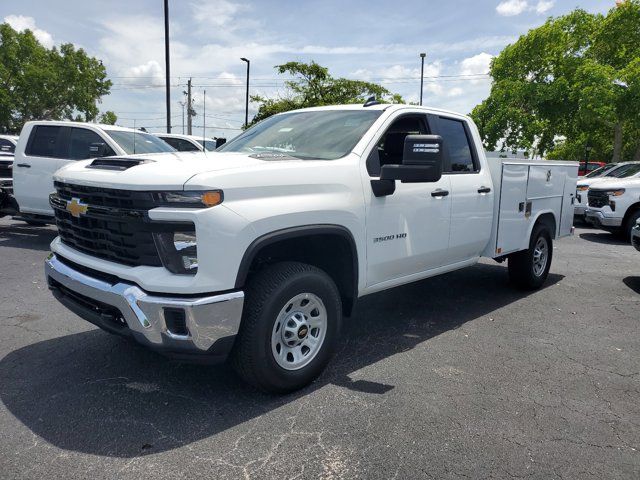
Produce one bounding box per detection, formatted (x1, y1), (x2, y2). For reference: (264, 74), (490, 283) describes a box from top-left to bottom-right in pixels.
(1, 0), (612, 139)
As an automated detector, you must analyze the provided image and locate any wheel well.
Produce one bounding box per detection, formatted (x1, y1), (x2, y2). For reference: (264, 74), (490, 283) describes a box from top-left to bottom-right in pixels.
(622, 203), (640, 228)
(236, 228), (358, 316)
(535, 212), (556, 237)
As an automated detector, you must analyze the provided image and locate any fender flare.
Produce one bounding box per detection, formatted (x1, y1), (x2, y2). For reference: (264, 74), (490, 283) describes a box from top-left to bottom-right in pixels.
(234, 224), (359, 297)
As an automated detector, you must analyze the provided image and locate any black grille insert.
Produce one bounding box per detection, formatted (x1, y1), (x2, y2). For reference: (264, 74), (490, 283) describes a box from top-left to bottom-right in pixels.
(51, 182), (190, 267)
(588, 190), (609, 209)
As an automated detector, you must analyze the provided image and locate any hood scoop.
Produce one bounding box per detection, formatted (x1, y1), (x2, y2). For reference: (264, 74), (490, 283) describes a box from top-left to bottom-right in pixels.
(87, 157), (155, 171)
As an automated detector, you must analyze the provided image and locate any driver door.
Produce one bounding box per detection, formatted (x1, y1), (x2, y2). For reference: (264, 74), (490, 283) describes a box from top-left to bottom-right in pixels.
(362, 112), (452, 289)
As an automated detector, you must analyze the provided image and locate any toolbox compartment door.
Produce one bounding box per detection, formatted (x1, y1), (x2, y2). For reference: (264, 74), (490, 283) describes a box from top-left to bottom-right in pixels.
(496, 163), (529, 255)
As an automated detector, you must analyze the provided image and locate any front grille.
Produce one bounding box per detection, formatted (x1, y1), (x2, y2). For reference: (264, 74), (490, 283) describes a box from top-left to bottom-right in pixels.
(51, 182), (185, 267)
(588, 190), (609, 208)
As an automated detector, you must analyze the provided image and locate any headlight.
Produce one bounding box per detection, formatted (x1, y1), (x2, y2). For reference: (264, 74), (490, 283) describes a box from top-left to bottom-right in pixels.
(577, 185), (589, 191)
(153, 190), (223, 208)
(153, 229), (198, 274)
(605, 189), (625, 197)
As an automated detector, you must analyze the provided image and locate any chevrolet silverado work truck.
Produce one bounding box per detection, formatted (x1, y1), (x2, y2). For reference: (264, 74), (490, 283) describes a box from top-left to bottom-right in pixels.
(44, 104), (578, 392)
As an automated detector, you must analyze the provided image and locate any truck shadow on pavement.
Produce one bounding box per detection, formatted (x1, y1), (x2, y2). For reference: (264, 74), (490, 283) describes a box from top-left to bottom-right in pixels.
(0, 263), (563, 458)
(578, 231), (629, 246)
(0, 222), (57, 252)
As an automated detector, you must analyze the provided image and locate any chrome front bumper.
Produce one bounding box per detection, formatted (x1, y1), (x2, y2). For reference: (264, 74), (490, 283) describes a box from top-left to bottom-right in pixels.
(45, 253), (244, 361)
(584, 210), (622, 228)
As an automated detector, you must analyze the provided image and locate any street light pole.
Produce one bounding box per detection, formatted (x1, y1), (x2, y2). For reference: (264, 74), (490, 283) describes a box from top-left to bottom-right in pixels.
(584, 141), (592, 176)
(163, 0), (171, 133)
(240, 57), (250, 128)
(419, 52), (426, 106)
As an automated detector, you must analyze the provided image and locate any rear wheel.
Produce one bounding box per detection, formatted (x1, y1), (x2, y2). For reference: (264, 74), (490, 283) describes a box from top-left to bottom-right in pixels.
(508, 223), (553, 290)
(232, 261), (342, 393)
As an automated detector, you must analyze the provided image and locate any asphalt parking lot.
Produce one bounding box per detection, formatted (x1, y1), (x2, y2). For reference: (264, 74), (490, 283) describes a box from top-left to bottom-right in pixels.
(0, 217), (638, 479)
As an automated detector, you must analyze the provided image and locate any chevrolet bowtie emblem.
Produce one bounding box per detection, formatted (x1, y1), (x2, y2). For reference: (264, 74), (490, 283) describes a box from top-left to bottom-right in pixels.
(66, 198), (88, 218)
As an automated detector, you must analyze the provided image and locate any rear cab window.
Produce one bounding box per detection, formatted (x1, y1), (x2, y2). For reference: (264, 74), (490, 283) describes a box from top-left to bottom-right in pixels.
(435, 116), (479, 173)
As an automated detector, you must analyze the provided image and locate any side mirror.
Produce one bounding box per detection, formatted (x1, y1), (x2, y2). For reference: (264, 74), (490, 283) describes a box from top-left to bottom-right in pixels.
(371, 135), (443, 197)
(89, 142), (109, 158)
(215, 138), (227, 148)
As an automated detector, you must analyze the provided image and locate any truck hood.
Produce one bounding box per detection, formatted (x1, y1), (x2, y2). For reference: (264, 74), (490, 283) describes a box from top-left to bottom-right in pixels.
(53, 151), (285, 190)
(589, 177), (640, 191)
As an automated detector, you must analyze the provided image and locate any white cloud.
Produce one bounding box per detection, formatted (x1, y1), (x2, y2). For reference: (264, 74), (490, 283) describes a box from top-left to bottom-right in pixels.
(495, 0), (554, 16)
(124, 60), (164, 86)
(4, 14), (54, 48)
(496, 0), (528, 16)
(535, 0), (554, 14)
(190, 0), (247, 27)
(460, 52), (494, 76)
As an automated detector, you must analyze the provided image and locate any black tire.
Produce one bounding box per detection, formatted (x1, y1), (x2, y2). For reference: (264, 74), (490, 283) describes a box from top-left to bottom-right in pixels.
(231, 261), (342, 393)
(621, 210), (640, 241)
(508, 223), (553, 290)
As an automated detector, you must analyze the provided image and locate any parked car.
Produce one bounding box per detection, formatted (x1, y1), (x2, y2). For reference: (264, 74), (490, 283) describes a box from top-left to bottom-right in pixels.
(578, 161), (606, 176)
(575, 162), (640, 219)
(586, 176), (640, 239)
(2, 121), (175, 224)
(154, 133), (226, 152)
(44, 104), (578, 392)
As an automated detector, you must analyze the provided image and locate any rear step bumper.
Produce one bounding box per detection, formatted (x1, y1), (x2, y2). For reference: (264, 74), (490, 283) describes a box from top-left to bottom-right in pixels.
(45, 253), (244, 363)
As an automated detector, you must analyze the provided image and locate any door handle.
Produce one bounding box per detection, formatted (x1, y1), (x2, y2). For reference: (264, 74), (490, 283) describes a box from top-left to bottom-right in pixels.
(16, 163), (31, 168)
(477, 186), (491, 194)
(431, 189), (449, 198)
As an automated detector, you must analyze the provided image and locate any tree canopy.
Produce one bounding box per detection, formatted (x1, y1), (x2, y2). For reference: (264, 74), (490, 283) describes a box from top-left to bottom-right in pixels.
(471, 0), (640, 162)
(249, 61), (403, 126)
(0, 23), (112, 133)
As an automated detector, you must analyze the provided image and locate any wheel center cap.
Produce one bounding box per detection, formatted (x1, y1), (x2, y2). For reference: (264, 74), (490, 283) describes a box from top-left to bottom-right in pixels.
(297, 326), (308, 339)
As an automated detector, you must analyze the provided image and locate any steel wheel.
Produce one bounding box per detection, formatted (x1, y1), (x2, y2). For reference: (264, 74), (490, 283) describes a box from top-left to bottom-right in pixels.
(532, 236), (548, 277)
(271, 292), (327, 371)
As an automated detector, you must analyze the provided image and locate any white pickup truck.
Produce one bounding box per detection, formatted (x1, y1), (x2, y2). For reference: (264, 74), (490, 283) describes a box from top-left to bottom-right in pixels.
(44, 104), (578, 392)
(586, 177), (640, 239)
(1, 121), (174, 224)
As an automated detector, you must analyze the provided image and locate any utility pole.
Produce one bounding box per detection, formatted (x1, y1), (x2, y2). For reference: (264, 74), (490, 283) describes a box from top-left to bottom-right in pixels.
(187, 78), (193, 135)
(179, 99), (186, 134)
(419, 52), (426, 106)
(163, 0), (171, 132)
(240, 58), (250, 128)
(203, 89), (206, 142)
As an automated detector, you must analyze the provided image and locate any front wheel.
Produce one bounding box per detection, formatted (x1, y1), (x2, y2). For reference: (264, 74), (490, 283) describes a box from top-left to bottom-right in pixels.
(232, 261), (342, 393)
(508, 224), (553, 290)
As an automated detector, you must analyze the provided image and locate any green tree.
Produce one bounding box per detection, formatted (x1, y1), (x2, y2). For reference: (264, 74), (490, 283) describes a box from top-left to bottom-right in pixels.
(471, 1), (640, 162)
(99, 111), (118, 125)
(0, 23), (112, 132)
(249, 61), (404, 126)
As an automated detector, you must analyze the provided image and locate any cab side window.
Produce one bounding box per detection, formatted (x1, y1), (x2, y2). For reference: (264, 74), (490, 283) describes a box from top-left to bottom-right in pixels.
(437, 117), (477, 173)
(175, 139), (200, 152)
(26, 126), (65, 157)
(69, 128), (114, 160)
(367, 115), (428, 176)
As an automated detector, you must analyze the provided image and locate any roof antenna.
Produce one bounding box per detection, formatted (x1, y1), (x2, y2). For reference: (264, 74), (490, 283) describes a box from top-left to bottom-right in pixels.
(363, 96), (380, 107)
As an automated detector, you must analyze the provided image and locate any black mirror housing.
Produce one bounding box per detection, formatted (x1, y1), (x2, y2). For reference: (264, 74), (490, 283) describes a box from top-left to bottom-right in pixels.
(215, 138), (227, 148)
(379, 135), (443, 184)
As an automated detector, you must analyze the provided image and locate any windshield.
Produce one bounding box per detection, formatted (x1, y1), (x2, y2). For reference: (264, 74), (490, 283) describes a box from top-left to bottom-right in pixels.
(196, 139), (218, 151)
(218, 110), (383, 160)
(606, 163), (640, 178)
(585, 165), (611, 178)
(105, 130), (176, 155)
